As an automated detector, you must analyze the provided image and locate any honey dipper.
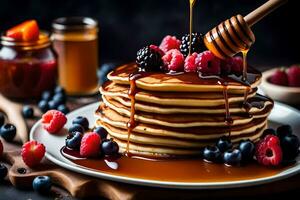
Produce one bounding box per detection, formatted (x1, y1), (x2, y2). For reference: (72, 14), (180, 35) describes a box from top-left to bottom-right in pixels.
(204, 0), (288, 59)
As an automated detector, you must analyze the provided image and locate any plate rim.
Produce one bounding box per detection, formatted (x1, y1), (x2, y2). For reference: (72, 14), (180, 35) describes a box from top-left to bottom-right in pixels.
(30, 102), (300, 189)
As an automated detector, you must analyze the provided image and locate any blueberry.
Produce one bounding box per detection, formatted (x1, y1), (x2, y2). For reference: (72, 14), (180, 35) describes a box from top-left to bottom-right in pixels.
(48, 100), (59, 110)
(68, 124), (85, 134)
(262, 128), (276, 138)
(38, 100), (49, 113)
(32, 176), (52, 194)
(276, 125), (292, 140)
(223, 149), (242, 166)
(0, 124), (16, 142)
(0, 112), (5, 127)
(22, 105), (34, 118)
(281, 134), (300, 160)
(54, 86), (66, 96)
(101, 139), (119, 156)
(238, 139), (255, 161)
(93, 126), (108, 139)
(0, 164), (8, 180)
(216, 136), (232, 152)
(98, 63), (116, 85)
(72, 116), (89, 131)
(203, 146), (221, 163)
(57, 104), (70, 114)
(52, 93), (66, 105)
(66, 132), (83, 150)
(41, 91), (52, 101)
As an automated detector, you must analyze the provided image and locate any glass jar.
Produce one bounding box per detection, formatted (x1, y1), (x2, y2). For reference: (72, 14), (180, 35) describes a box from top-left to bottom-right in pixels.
(52, 17), (99, 96)
(0, 32), (58, 99)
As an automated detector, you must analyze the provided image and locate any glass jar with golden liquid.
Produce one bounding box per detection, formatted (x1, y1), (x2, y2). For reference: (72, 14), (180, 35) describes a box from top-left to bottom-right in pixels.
(52, 17), (99, 95)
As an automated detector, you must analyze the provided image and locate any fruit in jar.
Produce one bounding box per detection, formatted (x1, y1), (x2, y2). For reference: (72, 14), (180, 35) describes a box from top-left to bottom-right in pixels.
(6, 20), (39, 42)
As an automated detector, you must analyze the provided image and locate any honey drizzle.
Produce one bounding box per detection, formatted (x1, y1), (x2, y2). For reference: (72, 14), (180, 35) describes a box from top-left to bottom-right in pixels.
(188, 0), (197, 55)
(241, 49), (249, 82)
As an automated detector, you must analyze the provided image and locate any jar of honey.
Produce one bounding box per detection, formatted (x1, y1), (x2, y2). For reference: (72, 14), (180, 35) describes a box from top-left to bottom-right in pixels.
(52, 17), (99, 95)
(0, 32), (58, 99)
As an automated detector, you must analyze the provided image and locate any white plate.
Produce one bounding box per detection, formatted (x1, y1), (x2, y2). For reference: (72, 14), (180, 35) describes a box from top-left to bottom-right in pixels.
(30, 102), (300, 189)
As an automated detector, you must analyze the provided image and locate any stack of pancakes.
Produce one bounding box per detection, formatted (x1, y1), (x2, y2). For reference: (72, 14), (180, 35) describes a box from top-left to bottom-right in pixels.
(95, 63), (273, 158)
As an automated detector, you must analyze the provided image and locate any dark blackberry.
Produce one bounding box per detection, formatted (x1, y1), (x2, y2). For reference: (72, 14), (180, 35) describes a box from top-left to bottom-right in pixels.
(136, 46), (163, 72)
(180, 32), (206, 57)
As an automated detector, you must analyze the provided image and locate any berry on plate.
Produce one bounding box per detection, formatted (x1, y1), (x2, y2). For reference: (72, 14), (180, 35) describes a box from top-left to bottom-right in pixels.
(38, 100), (49, 113)
(203, 146), (221, 163)
(223, 149), (242, 166)
(57, 104), (70, 115)
(42, 110), (67, 134)
(93, 126), (108, 140)
(255, 135), (282, 166)
(180, 32), (205, 57)
(159, 35), (181, 53)
(22, 105), (34, 118)
(280, 134), (300, 161)
(66, 132), (83, 150)
(21, 141), (46, 167)
(287, 65), (300, 87)
(0, 164), (8, 180)
(196, 51), (221, 76)
(80, 132), (101, 157)
(32, 176), (52, 194)
(54, 86), (66, 96)
(238, 139), (255, 162)
(41, 91), (52, 101)
(216, 136), (232, 153)
(72, 116), (89, 131)
(6, 20), (39, 42)
(162, 49), (184, 71)
(136, 45), (163, 72)
(101, 139), (119, 156)
(0, 124), (16, 142)
(270, 68), (288, 86)
(68, 124), (85, 134)
(276, 125), (292, 140)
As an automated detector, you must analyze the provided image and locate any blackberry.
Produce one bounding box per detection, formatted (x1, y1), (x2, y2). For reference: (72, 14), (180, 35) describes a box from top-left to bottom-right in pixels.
(136, 46), (163, 72)
(180, 32), (206, 57)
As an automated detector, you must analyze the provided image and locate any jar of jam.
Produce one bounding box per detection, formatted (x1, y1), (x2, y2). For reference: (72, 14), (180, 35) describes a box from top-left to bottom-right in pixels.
(0, 32), (58, 99)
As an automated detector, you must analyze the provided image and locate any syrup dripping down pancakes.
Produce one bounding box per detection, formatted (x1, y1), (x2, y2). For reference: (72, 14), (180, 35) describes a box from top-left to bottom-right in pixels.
(96, 63), (273, 158)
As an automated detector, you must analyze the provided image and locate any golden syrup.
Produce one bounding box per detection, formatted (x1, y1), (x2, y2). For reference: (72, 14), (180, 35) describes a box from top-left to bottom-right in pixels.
(241, 49), (249, 82)
(188, 0), (197, 55)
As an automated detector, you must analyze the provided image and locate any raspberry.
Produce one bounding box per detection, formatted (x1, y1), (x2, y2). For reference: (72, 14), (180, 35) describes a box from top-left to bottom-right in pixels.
(184, 53), (198, 72)
(220, 58), (233, 75)
(162, 49), (184, 72)
(21, 141), (46, 167)
(42, 110), (67, 134)
(80, 132), (101, 157)
(159, 35), (181, 53)
(287, 65), (300, 87)
(270, 68), (288, 86)
(255, 135), (282, 166)
(231, 56), (243, 75)
(196, 51), (221, 76)
(0, 140), (3, 157)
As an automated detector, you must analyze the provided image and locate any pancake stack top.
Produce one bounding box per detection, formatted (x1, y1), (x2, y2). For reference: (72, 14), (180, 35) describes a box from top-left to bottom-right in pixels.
(96, 63), (273, 158)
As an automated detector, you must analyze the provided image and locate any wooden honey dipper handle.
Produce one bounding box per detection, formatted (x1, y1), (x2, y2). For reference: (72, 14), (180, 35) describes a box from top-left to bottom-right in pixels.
(245, 0), (288, 27)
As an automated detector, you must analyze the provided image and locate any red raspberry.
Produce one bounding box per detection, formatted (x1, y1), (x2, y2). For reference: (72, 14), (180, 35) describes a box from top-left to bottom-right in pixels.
(21, 140), (46, 167)
(162, 49), (184, 72)
(80, 132), (101, 157)
(0, 140), (3, 157)
(196, 51), (221, 76)
(149, 44), (164, 56)
(220, 58), (233, 75)
(255, 135), (282, 166)
(42, 110), (67, 134)
(231, 56), (243, 75)
(159, 35), (181, 53)
(270, 68), (288, 86)
(184, 53), (198, 72)
(287, 65), (300, 87)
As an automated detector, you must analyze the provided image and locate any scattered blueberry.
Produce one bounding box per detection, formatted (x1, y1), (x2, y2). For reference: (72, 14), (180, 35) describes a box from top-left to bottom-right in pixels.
(216, 136), (232, 152)
(262, 128), (276, 138)
(0, 124), (16, 142)
(57, 104), (69, 114)
(98, 63), (116, 85)
(203, 146), (221, 163)
(54, 86), (66, 96)
(32, 176), (52, 194)
(223, 149), (242, 166)
(101, 139), (119, 156)
(66, 132), (83, 150)
(281, 134), (300, 160)
(0, 164), (8, 180)
(93, 126), (108, 140)
(52, 93), (66, 105)
(68, 124), (85, 134)
(38, 100), (49, 113)
(238, 139), (255, 161)
(41, 91), (52, 101)
(276, 125), (292, 140)
(0, 112), (5, 127)
(22, 105), (34, 118)
(72, 116), (89, 131)
(48, 100), (59, 110)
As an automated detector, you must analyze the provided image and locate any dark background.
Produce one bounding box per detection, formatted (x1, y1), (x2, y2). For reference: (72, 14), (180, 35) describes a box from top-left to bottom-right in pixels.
(0, 0), (298, 69)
